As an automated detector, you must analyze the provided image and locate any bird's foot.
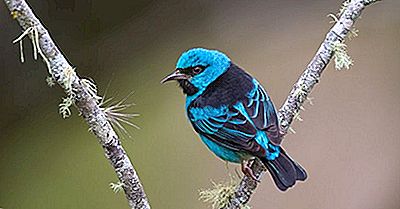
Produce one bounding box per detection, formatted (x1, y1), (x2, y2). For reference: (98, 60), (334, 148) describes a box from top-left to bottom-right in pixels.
(241, 160), (261, 182)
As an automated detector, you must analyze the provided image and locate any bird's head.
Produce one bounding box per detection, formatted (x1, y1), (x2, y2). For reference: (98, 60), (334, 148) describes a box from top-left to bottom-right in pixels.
(161, 48), (231, 96)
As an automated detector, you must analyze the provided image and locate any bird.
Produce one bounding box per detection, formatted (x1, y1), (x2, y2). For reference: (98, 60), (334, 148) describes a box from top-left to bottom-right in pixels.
(161, 48), (307, 191)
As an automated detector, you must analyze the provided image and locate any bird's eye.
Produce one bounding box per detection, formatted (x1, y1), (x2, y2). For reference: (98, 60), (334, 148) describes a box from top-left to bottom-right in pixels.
(193, 66), (204, 75)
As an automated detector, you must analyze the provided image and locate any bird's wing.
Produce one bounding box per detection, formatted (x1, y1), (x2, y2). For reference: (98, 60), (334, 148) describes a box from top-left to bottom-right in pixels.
(242, 80), (282, 145)
(188, 104), (266, 156)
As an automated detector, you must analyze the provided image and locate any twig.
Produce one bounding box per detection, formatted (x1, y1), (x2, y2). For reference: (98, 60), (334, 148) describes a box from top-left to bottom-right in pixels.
(2, 0), (150, 208)
(222, 0), (381, 208)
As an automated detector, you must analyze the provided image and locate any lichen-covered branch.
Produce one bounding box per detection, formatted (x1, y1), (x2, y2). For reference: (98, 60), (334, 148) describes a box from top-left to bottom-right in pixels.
(222, 0), (381, 208)
(2, 0), (150, 208)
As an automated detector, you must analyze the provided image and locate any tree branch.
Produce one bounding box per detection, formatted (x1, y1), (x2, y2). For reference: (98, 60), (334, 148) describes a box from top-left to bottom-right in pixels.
(2, 0), (150, 208)
(223, 0), (381, 208)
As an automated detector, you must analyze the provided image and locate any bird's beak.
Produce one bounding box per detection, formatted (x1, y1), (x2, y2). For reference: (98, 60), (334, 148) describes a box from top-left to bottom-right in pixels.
(160, 70), (189, 84)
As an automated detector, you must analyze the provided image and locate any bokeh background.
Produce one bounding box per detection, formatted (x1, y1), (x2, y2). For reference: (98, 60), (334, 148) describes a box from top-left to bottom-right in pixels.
(1, 0), (399, 209)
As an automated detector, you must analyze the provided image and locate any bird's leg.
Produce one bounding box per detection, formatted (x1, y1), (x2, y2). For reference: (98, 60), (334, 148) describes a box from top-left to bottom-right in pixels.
(241, 159), (260, 182)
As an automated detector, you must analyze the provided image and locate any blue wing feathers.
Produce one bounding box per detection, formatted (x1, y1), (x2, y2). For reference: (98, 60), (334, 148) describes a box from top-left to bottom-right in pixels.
(245, 79), (282, 145)
(187, 65), (282, 160)
(222, 127), (254, 138)
(251, 97), (260, 118)
(227, 117), (248, 125)
(263, 102), (268, 127)
(202, 120), (219, 133)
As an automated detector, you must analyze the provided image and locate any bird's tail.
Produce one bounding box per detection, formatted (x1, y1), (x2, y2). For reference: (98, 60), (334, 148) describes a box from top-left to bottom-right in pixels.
(261, 148), (307, 191)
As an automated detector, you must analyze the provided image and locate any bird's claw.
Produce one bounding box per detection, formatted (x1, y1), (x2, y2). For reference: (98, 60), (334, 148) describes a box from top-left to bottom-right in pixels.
(241, 160), (261, 182)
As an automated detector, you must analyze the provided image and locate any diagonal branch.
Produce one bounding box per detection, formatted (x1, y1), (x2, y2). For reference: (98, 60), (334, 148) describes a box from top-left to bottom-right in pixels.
(2, 0), (150, 208)
(223, 0), (381, 208)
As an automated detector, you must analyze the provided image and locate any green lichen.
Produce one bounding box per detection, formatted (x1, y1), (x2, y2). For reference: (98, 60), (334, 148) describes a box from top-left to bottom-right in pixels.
(288, 126), (296, 134)
(56, 66), (78, 118)
(331, 41), (353, 70)
(11, 10), (20, 19)
(199, 176), (250, 209)
(59, 94), (74, 119)
(294, 111), (304, 122)
(110, 181), (125, 193)
(348, 28), (359, 40)
(46, 76), (55, 87)
(306, 97), (314, 106)
(12, 26), (79, 118)
(81, 78), (102, 101)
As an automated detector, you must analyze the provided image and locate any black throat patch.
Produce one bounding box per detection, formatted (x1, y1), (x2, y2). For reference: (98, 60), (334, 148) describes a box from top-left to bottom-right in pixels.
(178, 79), (198, 96)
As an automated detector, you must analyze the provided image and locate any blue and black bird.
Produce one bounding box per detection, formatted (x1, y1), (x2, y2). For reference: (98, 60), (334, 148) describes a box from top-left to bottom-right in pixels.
(161, 48), (307, 191)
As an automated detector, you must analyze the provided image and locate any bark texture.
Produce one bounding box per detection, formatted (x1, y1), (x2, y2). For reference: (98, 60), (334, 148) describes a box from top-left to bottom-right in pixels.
(2, 0), (150, 208)
(222, 0), (381, 208)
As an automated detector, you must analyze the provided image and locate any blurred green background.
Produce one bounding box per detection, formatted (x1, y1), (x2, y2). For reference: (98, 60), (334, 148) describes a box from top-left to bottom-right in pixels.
(1, 0), (399, 209)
